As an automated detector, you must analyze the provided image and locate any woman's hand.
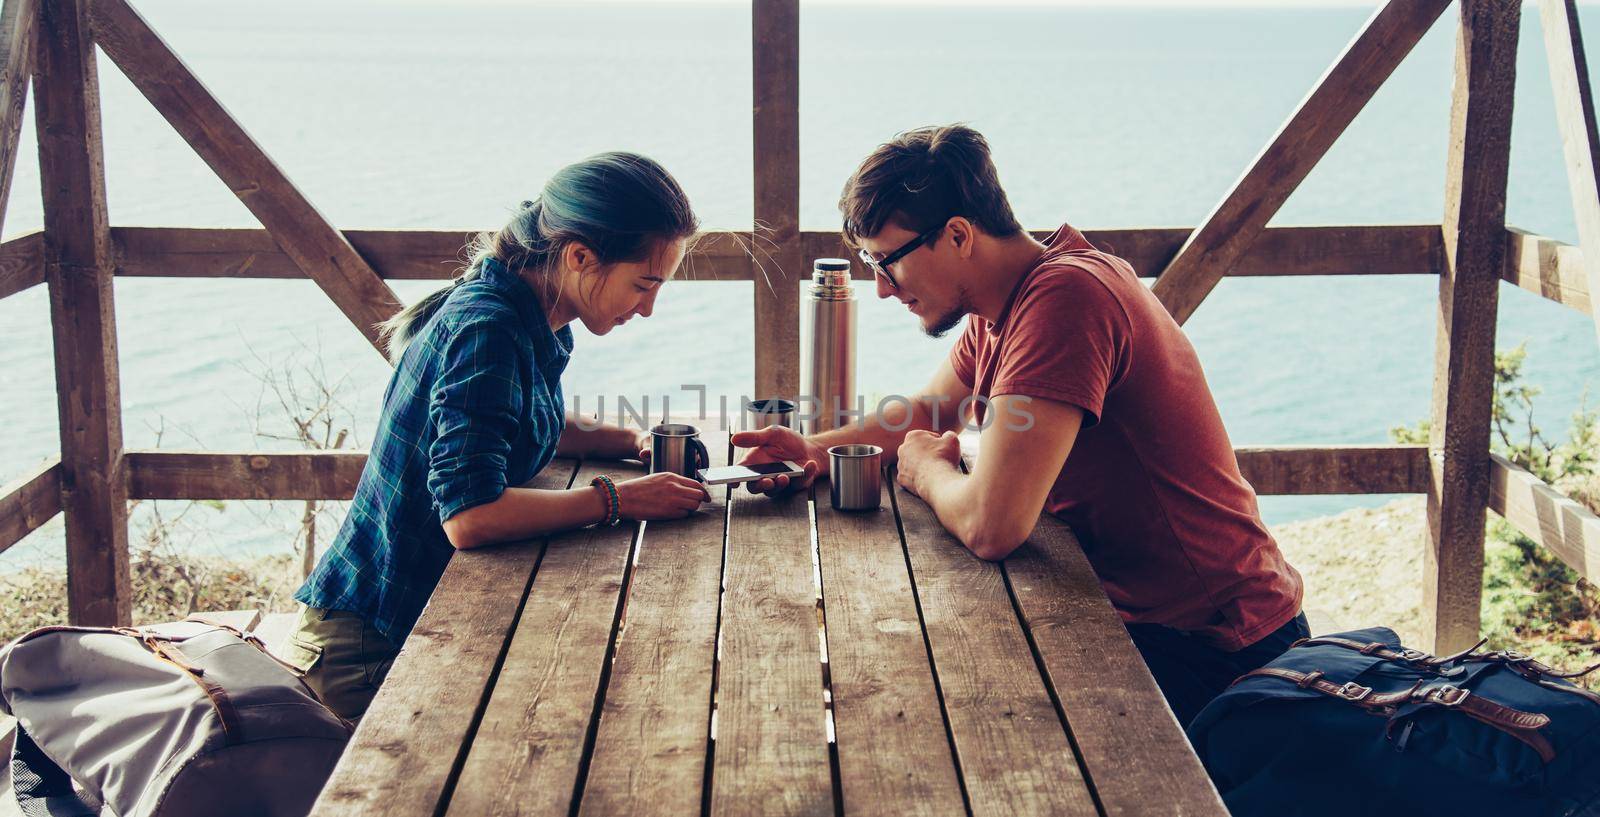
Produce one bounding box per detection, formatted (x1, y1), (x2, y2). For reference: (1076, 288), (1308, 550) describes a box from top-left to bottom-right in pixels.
(614, 472), (711, 520)
(634, 429), (652, 463)
(729, 426), (827, 494)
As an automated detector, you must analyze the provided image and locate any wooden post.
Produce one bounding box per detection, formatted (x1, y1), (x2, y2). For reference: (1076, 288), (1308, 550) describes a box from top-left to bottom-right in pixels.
(752, 0), (801, 400)
(34, 0), (131, 625)
(1425, 0), (1519, 654)
(1537, 0), (1600, 347)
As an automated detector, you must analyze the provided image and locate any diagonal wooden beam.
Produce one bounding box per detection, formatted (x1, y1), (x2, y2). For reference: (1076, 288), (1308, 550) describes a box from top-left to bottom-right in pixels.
(1538, 0), (1600, 347)
(1150, 0), (1452, 325)
(0, 0), (36, 240)
(1425, 0), (1519, 654)
(84, 0), (400, 358)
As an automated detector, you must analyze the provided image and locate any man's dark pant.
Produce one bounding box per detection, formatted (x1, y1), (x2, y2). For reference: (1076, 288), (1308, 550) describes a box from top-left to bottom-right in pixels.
(1128, 612), (1311, 728)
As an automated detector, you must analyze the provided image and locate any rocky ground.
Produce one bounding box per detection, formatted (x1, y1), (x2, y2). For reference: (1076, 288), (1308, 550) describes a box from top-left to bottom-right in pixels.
(1272, 496), (1428, 644)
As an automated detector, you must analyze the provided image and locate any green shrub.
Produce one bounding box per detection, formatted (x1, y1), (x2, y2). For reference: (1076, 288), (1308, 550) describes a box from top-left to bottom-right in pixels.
(1393, 343), (1600, 683)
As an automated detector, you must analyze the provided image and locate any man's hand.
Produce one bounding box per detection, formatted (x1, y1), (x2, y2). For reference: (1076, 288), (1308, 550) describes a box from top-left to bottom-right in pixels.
(634, 429), (652, 463)
(894, 429), (963, 498)
(729, 426), (827, 494)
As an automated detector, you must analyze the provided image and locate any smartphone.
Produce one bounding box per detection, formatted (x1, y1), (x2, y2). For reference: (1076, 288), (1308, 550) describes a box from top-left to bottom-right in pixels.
(697, 460), (805, 486)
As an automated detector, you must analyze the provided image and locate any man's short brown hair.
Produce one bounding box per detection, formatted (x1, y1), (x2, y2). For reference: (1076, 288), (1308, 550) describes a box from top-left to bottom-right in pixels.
(839, 124), (1023, 249)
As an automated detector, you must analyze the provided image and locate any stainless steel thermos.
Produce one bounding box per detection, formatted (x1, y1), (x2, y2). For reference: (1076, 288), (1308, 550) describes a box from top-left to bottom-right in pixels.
(800, 258), (857, 434)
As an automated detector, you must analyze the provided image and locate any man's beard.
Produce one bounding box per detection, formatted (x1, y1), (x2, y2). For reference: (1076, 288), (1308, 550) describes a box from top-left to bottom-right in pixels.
(923, 288), (973, 338)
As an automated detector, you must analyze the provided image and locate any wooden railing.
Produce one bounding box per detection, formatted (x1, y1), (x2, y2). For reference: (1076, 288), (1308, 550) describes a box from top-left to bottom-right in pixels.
(2, 0), (1598, 653)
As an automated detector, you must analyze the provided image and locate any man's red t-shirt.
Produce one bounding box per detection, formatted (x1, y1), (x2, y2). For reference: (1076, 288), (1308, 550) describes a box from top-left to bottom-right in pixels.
(949, 223), (1303, 651)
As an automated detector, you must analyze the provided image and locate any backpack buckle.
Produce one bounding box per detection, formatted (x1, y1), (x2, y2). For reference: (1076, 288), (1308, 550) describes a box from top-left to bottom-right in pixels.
(1335, 682), (1372, 702)
(1422, 684), (1468, 706)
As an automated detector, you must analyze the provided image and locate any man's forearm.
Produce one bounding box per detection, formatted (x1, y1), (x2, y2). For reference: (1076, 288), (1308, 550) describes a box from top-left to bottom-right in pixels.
(916, 464), (1028, 562)
(909, 459), (985, 552)
(808, 394), (960, 464)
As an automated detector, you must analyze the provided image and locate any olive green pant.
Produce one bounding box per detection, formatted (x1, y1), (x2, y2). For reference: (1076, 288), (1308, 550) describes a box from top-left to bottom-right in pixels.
(282, 605), (400, 723)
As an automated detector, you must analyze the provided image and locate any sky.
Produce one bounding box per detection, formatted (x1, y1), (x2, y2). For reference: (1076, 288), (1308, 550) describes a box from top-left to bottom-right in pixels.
(355, 0), (1600, 8)
(362, 0), (1393, 6)
(414, 0), (1594, 6)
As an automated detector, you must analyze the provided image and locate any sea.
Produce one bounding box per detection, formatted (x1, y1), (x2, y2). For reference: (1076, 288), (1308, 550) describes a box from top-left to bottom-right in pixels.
(3, 0), (1600, 569)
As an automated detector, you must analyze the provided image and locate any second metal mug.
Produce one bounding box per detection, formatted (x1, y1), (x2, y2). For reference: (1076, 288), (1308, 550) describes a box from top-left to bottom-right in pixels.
(651, 423), (710, 477)
(829, 444), (883, 511)
(746, 398), (797, 430)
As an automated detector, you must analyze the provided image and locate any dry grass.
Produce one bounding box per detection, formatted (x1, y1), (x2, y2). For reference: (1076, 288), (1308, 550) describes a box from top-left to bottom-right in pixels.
(1275, 496), (1599, 687)
(0, 551), (301, 644)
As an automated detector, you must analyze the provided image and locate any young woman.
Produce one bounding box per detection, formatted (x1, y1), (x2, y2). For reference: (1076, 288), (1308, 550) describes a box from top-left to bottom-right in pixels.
(287, 153), (711, 720)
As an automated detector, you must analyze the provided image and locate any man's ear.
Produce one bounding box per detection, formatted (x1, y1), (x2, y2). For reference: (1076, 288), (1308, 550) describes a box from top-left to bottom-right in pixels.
(947, 217), (977, 260)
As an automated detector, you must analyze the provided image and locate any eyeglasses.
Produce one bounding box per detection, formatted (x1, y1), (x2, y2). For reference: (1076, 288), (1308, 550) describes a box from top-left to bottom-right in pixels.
(857, 223), (944, 290)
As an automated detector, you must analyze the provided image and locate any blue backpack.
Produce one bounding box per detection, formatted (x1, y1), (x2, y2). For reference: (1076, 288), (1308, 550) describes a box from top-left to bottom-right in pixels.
(1187, 627), (1600, 817)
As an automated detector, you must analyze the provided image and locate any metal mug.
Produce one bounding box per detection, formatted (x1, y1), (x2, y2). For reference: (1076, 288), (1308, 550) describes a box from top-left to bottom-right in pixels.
(651, 423), (710, 478)
(828, 444), (883, 511)
(746, 398), (797, 430)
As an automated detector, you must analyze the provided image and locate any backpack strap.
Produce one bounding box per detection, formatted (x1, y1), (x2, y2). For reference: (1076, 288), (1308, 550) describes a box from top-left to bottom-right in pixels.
(1300, 636), (1600, 709)
(182, 616), (356, 733)
(124, 630), (244, 745)
(183, 616), (304, 675)
(1240, 667), (1557, 763)
(1458, 650), (1600, 708)
(1291, 636), (1486, 673)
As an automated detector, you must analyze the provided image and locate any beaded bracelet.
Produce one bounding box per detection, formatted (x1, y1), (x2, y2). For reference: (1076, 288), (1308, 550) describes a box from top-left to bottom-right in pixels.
(590, 474), (622, 527)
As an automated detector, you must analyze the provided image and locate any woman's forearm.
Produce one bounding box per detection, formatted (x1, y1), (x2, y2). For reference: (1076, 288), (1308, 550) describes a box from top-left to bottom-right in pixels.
(442, 484), (609, 549)
(557, 415), (641, 459)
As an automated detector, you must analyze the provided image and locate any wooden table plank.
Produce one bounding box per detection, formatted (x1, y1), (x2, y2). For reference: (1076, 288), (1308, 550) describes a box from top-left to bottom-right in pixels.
(448, 459), (647, 816)
(891, 481), (1099, 817)
(815, 477), (966, 817)
(1006, 516), (1228, 817)
(577, 434), (729, 817)
(309, 458), (579, 817)
(711, 466), (832, 816)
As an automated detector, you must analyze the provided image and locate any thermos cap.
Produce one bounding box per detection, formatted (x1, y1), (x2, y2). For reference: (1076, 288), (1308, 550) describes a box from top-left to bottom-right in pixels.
(814, 258), (851, 272)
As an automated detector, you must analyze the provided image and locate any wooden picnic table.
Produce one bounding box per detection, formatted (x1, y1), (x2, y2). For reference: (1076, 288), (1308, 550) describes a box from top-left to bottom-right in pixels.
(308, 431), (1226, 816)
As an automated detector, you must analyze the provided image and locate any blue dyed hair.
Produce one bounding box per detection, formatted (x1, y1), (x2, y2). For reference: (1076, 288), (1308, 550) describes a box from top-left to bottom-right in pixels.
(380, 152), (698, 362)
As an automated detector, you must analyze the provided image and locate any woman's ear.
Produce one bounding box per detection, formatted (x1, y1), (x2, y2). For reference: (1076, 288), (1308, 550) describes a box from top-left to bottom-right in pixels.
(562, 242), (599, 275)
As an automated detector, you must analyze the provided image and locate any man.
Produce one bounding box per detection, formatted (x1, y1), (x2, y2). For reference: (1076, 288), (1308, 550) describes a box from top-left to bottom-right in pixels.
(734, 124), (1305, 726)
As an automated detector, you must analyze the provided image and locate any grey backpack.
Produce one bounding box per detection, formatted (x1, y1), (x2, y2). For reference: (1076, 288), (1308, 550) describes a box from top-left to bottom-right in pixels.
(0, 618), (351, 817)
